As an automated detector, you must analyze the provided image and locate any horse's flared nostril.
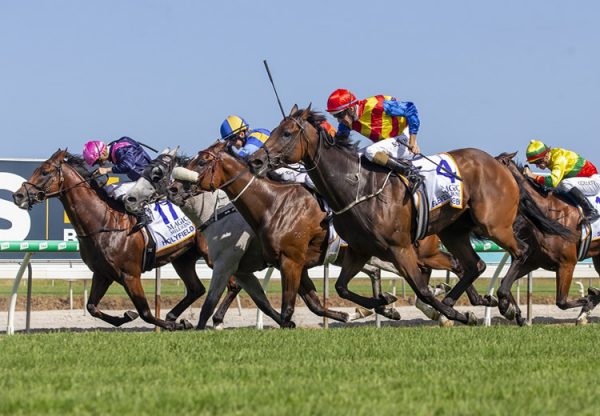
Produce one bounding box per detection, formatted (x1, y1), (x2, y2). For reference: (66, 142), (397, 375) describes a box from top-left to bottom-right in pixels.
(12, 192), (23, 204)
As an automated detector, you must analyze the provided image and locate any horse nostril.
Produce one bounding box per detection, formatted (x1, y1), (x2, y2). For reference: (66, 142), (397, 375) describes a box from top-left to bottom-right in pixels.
(126, 196), (137, 204)
(12, 192), (23, 203)
(168, 186), (179, 196)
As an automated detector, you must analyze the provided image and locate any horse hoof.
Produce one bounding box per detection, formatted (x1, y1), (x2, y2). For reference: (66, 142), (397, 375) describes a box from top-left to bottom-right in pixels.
(466, 311), (478, 326)
(415, 298), (440, 321)
(281, 321), (296, 329)
(438, 315), (454, 327)
(380, 292), (398, 305)
(485, 295), (499, 307)
(124, 311), (139, 321)
(213, 323), (225, 331)
(588, 287), (600, 297)
(180, 319), (193, 330)
(503, 304), (516, 321)
(516, 315), (527, 327)
(355, 307), (374, 319)
(384, 307), (402, 321)
(576, 314), (589, 326)
(166, 313), (177, 322)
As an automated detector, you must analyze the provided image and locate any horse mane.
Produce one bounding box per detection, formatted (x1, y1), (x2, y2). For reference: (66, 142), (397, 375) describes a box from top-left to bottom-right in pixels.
(291, 109), (360, 152)
(63, 152), (124, 210)
(495, 151), (575, 241)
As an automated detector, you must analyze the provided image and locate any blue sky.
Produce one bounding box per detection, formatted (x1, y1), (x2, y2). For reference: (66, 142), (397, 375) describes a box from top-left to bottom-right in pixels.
(1, 0), (599, 163)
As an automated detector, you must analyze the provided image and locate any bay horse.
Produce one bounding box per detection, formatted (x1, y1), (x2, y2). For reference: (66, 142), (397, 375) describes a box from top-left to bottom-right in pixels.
(495, 152), (600, 325)
(126, 148), (383, 328)
(12, 149), (223, 330)
(169, 140), (496, 327)
(248, 106), (572, 325)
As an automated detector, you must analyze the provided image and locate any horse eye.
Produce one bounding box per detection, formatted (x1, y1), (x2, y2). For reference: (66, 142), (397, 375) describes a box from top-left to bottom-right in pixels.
(41, 170), (49, 177)
(283, 131), (292, 139)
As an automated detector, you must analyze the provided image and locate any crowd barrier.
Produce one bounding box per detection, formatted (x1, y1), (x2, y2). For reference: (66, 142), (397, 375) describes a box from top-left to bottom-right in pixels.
(2, 241), (598, 334)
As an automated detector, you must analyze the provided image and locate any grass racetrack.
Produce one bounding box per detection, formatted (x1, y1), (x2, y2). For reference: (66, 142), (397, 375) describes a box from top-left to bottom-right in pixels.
(1, 326), (599, 415)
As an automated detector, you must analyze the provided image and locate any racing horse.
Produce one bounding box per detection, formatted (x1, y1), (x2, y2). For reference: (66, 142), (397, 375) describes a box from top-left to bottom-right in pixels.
(12, 149), (228, 330)
(247, 106), (572, 325)
(495, 152), (599, 325)
(126, 148), (385, 328)
(167, 140), (497, 327)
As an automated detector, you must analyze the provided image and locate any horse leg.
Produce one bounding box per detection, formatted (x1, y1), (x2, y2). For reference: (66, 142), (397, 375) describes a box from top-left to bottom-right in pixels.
(212, 277), (242, 329)
(297, 268), (359, 323)
(361, 263), (399, 320)
(166, 249), (206, 323)
(494, 256), (532, 325)
(552, 261), (595, 324)
(388, 245), (473, 324)
(233, 272), (284, 326)
(86, 273), (138, 327)
(279, 255), (304, 328)
(196, 261), (235, 329)
(437, 229), (486, 312)
(578, 256), (600, 325)
(335, 248), (393, 309)
(421, 247), (496, 307)
(121, 274), (185, 330)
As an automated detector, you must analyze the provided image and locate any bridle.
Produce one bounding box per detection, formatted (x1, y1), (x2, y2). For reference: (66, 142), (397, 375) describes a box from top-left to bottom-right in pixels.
(261, 116), (332, 174)
(22, 159), (100, 208)
(193, 148), (255, 201)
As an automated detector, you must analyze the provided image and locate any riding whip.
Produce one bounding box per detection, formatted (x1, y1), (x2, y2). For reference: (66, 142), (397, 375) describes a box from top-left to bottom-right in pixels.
(263, 60), (286, 119)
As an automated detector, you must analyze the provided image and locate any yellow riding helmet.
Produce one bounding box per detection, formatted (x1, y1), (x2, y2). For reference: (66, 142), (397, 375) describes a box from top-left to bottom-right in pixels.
(526, 140), (550, 163)
(220, 115), (249, 140)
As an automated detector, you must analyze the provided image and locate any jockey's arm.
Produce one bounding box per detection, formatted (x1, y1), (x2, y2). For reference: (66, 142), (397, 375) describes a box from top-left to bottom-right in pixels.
(384, 99), (420, 153)
(535, 156), (567, 187)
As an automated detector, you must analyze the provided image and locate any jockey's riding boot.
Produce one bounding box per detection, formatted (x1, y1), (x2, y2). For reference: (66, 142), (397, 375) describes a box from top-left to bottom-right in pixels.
(131, 210), (150, 233)
(372, 152), (424, 193)
(567, 187), (600, 222)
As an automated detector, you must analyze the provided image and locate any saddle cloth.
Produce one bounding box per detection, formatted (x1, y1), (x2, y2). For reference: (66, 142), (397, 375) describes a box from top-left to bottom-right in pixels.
(563, 176), (600, 242)
(146, 199), (196, 253)
(411, 153), (463, 211)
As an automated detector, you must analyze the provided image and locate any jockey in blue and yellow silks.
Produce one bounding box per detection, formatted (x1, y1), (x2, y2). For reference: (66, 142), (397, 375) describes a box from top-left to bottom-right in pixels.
(326, 89), (423, 191)
(219, 115), (271, 159)
(524, 139), (599, 221)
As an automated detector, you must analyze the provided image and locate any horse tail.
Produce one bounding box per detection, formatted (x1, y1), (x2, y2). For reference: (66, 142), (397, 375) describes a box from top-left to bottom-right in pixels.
(515, 173), (575, 241)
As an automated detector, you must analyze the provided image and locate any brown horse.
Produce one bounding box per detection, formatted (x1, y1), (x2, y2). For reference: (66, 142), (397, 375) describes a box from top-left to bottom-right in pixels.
(11, 149), (226, 330)
(495, 152), (599, 324)
(171, 140), (494, 327)
(248, 106), (572, 325)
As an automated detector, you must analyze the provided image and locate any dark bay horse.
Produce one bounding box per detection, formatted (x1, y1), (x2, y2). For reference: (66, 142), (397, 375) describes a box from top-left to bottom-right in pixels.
(248, 106), (572, 325)
(496, 152), (599, 324)
(12, 149), (216, 330)
(170, 140), (493, 327)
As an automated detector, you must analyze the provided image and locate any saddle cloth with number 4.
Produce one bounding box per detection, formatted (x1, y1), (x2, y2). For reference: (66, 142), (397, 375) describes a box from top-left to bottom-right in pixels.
(411, 153), (463, 211)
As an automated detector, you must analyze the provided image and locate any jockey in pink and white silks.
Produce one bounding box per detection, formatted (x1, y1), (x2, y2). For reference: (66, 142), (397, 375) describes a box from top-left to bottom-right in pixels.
(523, 139), (600, 222)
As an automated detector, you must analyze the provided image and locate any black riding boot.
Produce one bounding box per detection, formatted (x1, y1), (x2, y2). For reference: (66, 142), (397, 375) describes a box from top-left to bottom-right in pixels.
(567, 187), (600, 222)
(373, 152), (423, 193)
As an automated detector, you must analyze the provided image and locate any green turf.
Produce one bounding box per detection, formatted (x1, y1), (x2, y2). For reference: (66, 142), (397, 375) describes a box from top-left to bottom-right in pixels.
(1, 326), (599, 415)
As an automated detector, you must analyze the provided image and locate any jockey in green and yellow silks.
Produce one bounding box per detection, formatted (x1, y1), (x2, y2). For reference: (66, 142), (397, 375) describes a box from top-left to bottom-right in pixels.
(524, 140), (599, 221)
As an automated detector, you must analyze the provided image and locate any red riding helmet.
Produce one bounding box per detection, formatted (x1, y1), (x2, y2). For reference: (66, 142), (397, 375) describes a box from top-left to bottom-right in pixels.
(326, 89), (358, 113)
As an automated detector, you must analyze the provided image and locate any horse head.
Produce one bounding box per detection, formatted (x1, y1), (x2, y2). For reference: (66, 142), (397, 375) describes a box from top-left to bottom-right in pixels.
(13, 148), (73, 210)
(248, 104), (320, 177)
(124, 147), (179, 213)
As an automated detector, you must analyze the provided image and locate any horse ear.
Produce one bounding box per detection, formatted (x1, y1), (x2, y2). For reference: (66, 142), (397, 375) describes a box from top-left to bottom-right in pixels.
(301, 104), (312, 120)
(160, 147), (170, 155)
(289, 104), (299, 117)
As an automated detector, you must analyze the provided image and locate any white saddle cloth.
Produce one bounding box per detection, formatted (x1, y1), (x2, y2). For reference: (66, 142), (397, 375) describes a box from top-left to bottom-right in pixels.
(412, 153), (463, 211)
(146, 199), (196, 253)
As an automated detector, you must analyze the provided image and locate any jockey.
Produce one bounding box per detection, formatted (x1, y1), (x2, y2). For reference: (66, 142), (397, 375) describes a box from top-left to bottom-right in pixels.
(524, 139), (600, 222)
(326, 88), (423, 191)
(83, 137), (153, 229)
(220, 115), (270, 159)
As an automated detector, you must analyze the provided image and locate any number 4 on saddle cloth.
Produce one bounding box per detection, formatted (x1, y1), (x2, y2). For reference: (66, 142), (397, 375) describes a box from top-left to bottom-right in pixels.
(402, 153), (464, 241)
